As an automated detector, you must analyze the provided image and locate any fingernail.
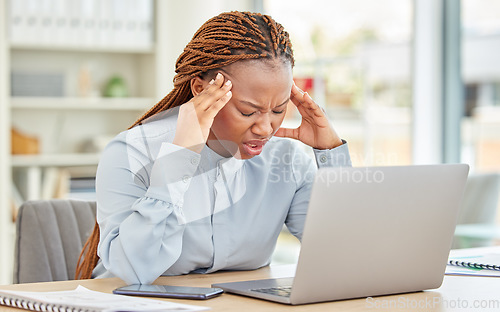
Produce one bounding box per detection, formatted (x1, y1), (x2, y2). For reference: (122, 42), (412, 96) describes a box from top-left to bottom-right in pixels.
(209, 79), (215, 85)
(226, 90), (232, 97)
(216, 73), (222, 80)
(225, 80), (232, 86)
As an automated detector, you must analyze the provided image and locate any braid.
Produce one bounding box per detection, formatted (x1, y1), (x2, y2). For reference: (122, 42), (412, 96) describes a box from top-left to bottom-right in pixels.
(130, 11), (294, 128)
(75, 221), (99, 280)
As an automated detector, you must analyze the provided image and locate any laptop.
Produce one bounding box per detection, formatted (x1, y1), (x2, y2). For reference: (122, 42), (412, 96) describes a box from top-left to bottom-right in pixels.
(212, 164), (470, 305)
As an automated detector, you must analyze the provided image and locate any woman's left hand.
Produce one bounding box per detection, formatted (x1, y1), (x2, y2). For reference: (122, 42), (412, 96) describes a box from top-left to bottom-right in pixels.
(274, 83), (343, 150)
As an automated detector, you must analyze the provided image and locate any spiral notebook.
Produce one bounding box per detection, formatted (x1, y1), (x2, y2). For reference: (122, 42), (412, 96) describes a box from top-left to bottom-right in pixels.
(446, 246), (500, 277)
(0, 285), (208, 312)
(448, 254), (500, 270)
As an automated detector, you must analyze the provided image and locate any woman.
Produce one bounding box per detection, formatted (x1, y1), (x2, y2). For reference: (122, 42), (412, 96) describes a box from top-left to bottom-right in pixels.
(76, 11), (351, 285)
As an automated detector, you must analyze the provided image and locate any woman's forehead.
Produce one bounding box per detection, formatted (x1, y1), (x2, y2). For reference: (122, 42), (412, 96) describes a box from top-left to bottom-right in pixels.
(221, 58), (291, 78)
(221, 60), (293, 107)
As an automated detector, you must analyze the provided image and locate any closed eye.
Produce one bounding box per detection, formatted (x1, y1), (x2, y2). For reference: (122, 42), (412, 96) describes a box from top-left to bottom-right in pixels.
(241, 110), (284, 117)
(239, 98), (289, 116)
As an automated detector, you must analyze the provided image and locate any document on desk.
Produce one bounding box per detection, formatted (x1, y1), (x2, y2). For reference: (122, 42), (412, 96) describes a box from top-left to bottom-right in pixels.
(445, 246), (500, 277)
(446, 265), (500, 277)
(0, 285), (209, 312)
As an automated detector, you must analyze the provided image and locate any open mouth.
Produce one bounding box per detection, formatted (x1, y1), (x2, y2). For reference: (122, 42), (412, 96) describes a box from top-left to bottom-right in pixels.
(242, 140), (268, 157)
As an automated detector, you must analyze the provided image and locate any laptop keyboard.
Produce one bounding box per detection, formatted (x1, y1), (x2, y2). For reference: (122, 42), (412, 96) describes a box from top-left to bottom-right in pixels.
(251, 286), (292, 297)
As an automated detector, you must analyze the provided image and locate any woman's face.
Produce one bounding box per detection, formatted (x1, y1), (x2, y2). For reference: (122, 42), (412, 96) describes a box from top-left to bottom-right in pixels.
(206, 59), (293, 159)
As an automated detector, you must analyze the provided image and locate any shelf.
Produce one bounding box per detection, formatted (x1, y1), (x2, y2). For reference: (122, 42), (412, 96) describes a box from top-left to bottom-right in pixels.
(10, 43), (155, 54)
(11, 153), (100, 168)
(11, 97), (155, 111)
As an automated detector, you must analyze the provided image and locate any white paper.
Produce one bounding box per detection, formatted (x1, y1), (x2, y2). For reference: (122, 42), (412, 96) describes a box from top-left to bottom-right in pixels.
(445, 265), (500, 277)
(0, 285), (209, 312)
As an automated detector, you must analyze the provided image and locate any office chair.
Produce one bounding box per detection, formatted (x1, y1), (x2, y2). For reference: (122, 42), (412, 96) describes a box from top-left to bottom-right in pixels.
(452, 173), (500, 248)
(13, 199), (96, 283)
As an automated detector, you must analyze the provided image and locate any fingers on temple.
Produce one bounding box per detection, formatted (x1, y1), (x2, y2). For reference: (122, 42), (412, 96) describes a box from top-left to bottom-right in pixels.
(291, 86), (316, 110)
(206, 91), (232, 118)
(290, 85), (304, 105)
(292, 89), (325, 120)
(304, 92), (325, 117)
(302, 92), (318, 109)
(197, 74), (232, 109)
(292, 82), (305, 96)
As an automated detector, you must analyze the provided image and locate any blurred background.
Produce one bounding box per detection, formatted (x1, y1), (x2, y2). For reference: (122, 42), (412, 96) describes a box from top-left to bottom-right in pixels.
(0, 0), (499, 284)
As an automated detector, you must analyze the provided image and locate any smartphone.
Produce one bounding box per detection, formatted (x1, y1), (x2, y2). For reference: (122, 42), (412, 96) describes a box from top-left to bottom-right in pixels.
(113, 284), (224, 300)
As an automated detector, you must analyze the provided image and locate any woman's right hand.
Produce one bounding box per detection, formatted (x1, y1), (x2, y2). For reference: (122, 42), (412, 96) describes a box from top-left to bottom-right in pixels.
(173, 73), (232, 153)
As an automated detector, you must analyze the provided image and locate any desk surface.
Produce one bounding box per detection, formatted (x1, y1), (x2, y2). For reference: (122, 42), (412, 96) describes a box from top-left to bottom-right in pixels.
(1, 265), (499, 311)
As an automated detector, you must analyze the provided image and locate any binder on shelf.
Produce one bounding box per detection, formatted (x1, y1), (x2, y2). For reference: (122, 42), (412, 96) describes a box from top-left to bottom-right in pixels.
(8, 0), (153, 50)
(9, 0), (37, 45)
(9, 0), (24, 44)
(66, 0), (82, 46)
(38, 0), (53, 45)
(136, 0), (154, 49)
(97, 0), (113, 47)
(110, 0), (126, 47)
(24, 0), (41, 45)
(52, 0), (69, 45)
(41, 167), (60, 200)
(80, 0), (97, 46)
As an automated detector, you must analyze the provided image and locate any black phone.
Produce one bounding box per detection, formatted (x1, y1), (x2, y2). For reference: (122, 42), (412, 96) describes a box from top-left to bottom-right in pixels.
(113, 284), (224, 300)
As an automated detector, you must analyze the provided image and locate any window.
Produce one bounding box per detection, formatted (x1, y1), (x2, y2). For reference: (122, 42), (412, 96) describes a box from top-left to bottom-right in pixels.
(461, 0), (500, 171)
(264, 0), (414, 166)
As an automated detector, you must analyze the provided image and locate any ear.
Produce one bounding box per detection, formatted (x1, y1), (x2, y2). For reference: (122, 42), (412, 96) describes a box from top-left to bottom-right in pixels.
(190, 76), (206, 97)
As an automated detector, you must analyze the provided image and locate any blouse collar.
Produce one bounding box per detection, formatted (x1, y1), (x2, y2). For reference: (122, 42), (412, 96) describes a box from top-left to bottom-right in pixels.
(201, 144), (245, 177)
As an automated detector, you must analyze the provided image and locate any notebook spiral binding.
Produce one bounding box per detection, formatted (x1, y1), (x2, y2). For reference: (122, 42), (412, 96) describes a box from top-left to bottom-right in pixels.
(0, 295), (96, 312)
(449, 260), (500, 271)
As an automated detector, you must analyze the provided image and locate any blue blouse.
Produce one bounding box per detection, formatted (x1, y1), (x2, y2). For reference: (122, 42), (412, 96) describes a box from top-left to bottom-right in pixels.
(93, 108), (352, 284)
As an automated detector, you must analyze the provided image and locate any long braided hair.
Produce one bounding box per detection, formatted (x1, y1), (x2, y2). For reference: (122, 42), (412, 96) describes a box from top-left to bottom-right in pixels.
(131, 11), (294, 128)
(75, 11), (294, 280)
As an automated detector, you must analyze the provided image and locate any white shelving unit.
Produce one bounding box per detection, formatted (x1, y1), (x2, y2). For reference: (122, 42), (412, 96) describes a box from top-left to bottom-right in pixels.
(11, 97), (154, 111)
(11, 153), (102, 167)
(9, 43), (156, 54)
(0, 0), (166, 285)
